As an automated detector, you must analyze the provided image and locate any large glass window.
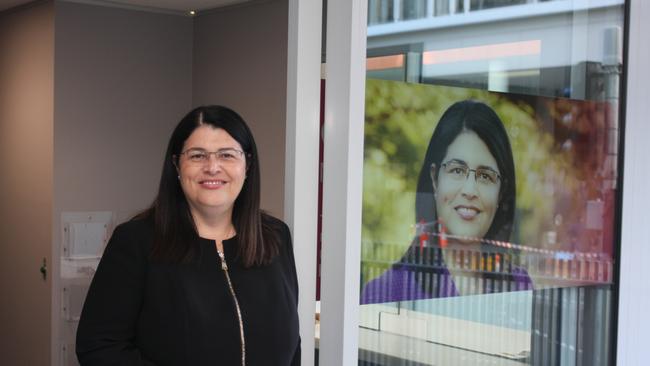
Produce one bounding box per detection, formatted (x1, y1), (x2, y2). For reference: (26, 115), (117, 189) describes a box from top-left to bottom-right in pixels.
(360, 0), (624, 364)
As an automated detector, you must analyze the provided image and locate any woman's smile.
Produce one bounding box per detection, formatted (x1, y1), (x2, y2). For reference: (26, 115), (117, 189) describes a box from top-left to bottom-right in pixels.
(199, 179), (228, 189)
(454, 205), (482, 220)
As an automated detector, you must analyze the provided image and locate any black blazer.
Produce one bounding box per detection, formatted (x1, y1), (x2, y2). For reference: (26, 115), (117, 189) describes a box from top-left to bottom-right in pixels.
(76, 216), (300, 365)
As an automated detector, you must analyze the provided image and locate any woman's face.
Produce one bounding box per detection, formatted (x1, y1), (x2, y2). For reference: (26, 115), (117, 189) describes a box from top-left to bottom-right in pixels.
(177, 125), (247, 219)
(432, 130), (501, 243)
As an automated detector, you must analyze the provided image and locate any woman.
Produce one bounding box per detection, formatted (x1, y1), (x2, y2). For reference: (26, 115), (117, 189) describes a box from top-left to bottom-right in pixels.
(361, 100), (531, 304)
(76, 106), (300, 365)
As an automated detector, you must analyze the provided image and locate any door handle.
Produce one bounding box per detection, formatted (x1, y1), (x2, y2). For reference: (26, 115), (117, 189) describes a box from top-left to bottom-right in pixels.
(40, 257), (47, 281)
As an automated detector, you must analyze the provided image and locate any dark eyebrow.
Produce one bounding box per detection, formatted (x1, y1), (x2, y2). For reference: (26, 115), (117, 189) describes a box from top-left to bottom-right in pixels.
(185, 147), (239, 152)
(444, 158), (468, 166)
(476, 165), (499, 174)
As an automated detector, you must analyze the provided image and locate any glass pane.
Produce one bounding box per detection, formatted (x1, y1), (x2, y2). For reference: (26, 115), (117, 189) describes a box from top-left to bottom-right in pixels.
(402, 0), (428, 20)
(368, 0), (394, 25)
(470, 0), (528, 11)
(361, 0), (624, 364)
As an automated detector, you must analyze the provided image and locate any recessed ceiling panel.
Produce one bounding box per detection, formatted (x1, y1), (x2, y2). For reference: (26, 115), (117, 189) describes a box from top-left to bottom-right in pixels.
(0, 0), (252, 13)
(97, 0), (251, 12)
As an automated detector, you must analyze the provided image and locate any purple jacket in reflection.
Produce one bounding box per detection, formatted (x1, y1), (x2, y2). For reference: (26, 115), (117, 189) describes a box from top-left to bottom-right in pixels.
(360, 261), (533, 305)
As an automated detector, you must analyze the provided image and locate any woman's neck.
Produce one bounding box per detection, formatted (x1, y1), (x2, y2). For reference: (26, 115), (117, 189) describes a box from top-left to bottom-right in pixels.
(190, 207), (236, 242)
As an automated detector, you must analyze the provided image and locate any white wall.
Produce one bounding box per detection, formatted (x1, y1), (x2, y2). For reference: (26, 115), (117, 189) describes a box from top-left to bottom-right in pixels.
(0, 2), (54, 364)
(54, 1), (193, 221)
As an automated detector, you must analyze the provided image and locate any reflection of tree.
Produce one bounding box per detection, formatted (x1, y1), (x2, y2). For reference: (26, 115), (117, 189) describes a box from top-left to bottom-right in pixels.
(362, 80), (614, 284)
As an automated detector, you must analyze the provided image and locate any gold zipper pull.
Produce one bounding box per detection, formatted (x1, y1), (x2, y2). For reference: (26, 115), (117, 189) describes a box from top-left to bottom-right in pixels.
(217, 249), (228, 271)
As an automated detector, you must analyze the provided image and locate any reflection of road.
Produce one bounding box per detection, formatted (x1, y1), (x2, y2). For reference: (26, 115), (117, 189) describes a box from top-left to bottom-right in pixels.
(359, 328), (529, 365)
(357, 304), (531, 365)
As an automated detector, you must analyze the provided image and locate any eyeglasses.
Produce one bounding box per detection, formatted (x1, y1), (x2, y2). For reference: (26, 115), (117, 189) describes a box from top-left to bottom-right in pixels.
(175, 148), (248, 165)
(438, 161), (501, 186)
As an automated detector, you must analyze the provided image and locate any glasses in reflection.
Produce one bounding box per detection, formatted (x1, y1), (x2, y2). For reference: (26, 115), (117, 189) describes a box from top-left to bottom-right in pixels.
(439, 161), (501, 186)
(176, 148), (247, 165)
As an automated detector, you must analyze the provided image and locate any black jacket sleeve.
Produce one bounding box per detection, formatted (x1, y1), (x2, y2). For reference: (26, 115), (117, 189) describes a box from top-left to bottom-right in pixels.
(291, 339), (301, 366)
(283, 222), (302, 366)
(76, 223), (155, 366)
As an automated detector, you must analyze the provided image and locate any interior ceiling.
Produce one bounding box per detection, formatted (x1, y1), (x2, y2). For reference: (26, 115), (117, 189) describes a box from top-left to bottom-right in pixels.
(0, 0), (252, 13)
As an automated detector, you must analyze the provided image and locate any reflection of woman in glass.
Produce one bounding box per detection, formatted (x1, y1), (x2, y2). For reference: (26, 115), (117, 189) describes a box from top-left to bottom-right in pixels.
(361, 100), (532, 304)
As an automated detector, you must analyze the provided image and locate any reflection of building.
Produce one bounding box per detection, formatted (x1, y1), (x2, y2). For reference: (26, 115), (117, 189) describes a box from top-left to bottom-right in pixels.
(367, 0), (623, 100)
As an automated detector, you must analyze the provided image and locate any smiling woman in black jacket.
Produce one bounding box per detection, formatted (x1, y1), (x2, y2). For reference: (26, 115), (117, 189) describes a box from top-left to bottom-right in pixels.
(76, 106), (300, 366)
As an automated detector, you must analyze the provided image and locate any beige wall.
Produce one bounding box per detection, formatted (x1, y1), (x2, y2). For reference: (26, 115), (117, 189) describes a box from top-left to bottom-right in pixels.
(53, 2), (193, 360)
(54, 1), (193, 221)
(193, 0), (288, 218)
(0, 2), (54, 364)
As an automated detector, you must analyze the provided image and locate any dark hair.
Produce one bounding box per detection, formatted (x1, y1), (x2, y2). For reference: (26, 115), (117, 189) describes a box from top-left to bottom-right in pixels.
(415, 100), (516, 243)
(137, 105), (279, 267)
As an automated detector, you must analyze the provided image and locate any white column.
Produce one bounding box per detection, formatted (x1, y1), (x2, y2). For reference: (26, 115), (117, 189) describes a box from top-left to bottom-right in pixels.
(393, 0), (401, 21)
(617, 0), (650, 365)
(488, 60), (508, 93)
(285, 1), (322, 365)
(568, 3), (589, 100)
(449, 0), (457, 15)
(320, 0), (367, 364)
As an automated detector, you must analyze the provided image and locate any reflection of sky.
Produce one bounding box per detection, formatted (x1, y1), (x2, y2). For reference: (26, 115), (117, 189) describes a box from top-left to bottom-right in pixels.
(554, 251), (574, 260)
(392, 291), (533, 331)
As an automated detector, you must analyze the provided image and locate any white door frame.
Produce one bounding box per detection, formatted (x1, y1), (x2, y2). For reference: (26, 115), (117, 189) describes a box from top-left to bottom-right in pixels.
(319, 0), (368, 365)
(285, 0), (322, 365)
(616, 0), (650, 364)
